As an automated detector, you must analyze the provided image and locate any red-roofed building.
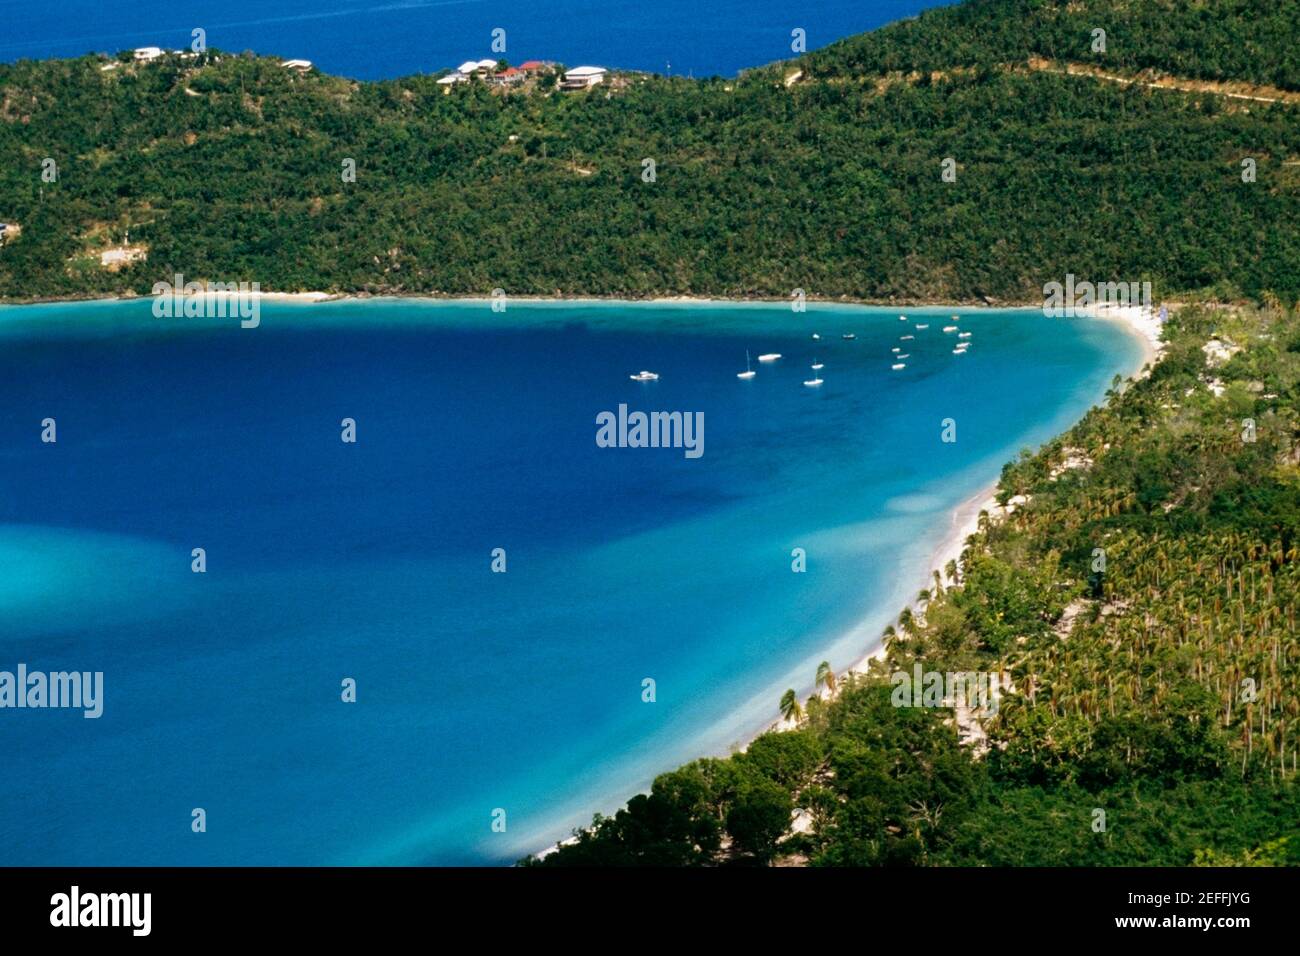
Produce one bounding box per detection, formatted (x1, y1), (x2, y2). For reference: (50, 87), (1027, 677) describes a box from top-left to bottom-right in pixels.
(517, 60), (547, 72)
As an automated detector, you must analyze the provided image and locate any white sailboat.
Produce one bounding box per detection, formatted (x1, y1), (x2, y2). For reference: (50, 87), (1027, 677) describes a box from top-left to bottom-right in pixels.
(757, 352), (782, 362)
(803, 377), (824, 387)
(737, 350), (756, 379)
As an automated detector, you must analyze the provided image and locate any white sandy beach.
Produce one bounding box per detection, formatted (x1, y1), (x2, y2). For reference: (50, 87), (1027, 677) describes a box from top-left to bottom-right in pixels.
(845, 483), (1000, 676)
(158, 289), (334, 302)
(763, 302), (1166, 713)
(533, 478), (1005, 859)
(1085, 301), (1165, 373)
(532, 298), (1169, 858)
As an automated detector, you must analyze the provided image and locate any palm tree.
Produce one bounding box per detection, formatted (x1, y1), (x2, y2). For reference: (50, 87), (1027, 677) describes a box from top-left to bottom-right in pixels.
(815, 660), (837, 695)
(898, 607), (915, 634)
(779, 688), (802, 723)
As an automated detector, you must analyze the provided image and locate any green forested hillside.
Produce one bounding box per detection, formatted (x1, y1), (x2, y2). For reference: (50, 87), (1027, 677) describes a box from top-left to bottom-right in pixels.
(529, 302), (1300, 866)
(0, 0), (1297, 302)
(804, 0), (1300, 90)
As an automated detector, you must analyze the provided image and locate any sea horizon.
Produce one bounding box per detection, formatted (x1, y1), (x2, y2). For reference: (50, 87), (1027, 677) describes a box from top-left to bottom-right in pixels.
(0, 0), (954, 80)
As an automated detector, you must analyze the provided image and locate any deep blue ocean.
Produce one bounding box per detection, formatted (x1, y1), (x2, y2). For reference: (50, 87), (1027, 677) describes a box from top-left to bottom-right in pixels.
(0, 299), (1142, 864)
(0, 0), (951, 79)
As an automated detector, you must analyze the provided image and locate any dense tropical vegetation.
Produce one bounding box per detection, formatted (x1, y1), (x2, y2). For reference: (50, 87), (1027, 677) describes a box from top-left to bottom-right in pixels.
(0, 1), (1298, 303)
(804, 0), (1300, 90)
(528, 301), (1300, 865)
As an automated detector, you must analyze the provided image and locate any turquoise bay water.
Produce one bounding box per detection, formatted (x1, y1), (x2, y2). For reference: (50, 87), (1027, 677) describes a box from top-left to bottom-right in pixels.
(0, 299), (1141, 864)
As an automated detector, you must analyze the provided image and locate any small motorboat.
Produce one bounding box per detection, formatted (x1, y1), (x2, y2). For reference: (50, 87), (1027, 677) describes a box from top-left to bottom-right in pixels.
(958, 331), (972, 339)
(943, 325), (958, 333)
(757, 353), (781, 362)
(891, 363), (906, 370)
(900, 334), (914, 340)
(841, 333), (856, 340)
(630, 370), (660, 381)
(915, 324), (929, 330)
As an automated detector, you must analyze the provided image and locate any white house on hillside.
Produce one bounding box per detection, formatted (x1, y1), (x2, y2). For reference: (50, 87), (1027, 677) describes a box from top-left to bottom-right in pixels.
(561, 66), (606, 90)
(133, 46), (164, 61)
(451, 58), (499, 80)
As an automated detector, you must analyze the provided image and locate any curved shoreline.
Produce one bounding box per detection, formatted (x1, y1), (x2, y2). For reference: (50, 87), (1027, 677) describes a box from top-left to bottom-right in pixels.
(530, 300), (1164, 860)
(787, 303), (1162, 712)
(0, 291), (1162, 862)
